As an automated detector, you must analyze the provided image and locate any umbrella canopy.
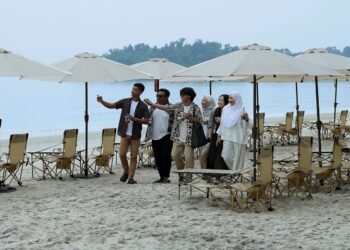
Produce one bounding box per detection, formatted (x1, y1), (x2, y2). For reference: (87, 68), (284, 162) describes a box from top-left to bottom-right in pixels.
(131, 58), (185, 92)
(52, 52), (152, 178)
(166, 76), (245, 95)
(132, 58), (185, 80)
(0, 48), (70, 192)
(52, 52), (152, 83)
(297, 48), (350, 75)
(0, 48), (70, 79)
(297, 48), (350, 123)
(173, 44), (342, 81)
(173, 43), (344, 180)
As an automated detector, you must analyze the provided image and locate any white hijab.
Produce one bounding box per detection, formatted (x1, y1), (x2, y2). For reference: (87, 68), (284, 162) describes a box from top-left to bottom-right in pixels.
(223, 91), (245, 128)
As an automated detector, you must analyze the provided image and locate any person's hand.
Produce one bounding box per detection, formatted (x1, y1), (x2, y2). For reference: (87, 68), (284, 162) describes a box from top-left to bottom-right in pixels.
(124, 114), (134, 122)
(215, 117), (221, 123)
(216, 136), (221, 146)
(181, 113), (191, 120)
(241, 113), (249, 121)
(144, 98), (153, 106)
(97, 95), (103, 103)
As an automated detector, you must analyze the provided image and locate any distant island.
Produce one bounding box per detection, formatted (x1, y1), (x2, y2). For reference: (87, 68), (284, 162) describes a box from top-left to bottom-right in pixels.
(103, 38), (350, 67)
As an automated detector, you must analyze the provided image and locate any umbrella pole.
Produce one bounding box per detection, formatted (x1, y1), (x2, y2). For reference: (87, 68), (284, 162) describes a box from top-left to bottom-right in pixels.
(315, 76), (322, 161)
(75, 82), (96, 179)
(84, 81), (89, 176)
(256, 82), (260, 147)
(252, 75), (257, 182)
(333, 79), (338, 124)
(295, 82), (300, 138)
(209, 80), (212, 95)
(154, 79), (159, 92)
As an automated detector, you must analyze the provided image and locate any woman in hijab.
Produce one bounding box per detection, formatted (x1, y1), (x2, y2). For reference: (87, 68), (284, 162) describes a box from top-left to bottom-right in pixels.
(199, 95), (216, 169)
(207, 94), (229, 170)
(216, 92), (249, 170)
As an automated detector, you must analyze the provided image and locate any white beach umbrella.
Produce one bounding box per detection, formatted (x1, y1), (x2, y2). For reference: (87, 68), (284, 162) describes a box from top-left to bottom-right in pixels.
(174, 43), (344, 179)
(297, 48), (350, 122)
(52, 52), (152, 178)
(173, 44), (341, 81)
(0, 48), (70, 79)
(132, 58), (244, 94)
(132, 58), (185, 80)
(165, 75), (245, 95)
(0, 48), (70, 192)
(297, 48), (350, 75)
(131, 58), (185, 92)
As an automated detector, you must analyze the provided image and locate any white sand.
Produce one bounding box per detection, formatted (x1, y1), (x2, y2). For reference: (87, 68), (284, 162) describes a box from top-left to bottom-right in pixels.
(1, 113), (350, 249)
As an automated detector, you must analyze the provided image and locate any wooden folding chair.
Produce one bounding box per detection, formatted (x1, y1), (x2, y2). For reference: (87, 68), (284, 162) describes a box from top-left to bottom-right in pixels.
(324, 110), (348, 138)
(273, 112), (294, 145)
(312, 137), (343, 193)
(248, 112), (266, 147)
(40, 129), (79, 180)
(229, 146), (274, 212)
(274, 137), (313, 198)
(89, 128), (116, 175)
(138, 141), (155, 168)
(0, 134), (29, 187)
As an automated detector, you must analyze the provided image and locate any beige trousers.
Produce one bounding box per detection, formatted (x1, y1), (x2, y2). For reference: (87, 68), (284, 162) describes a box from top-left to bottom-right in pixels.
(171, 140), (195, 170)
(119, 136), (140, 178)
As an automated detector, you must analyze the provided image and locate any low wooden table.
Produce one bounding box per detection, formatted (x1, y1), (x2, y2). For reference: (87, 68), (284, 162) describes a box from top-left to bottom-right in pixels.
(173, 168), (250, 200)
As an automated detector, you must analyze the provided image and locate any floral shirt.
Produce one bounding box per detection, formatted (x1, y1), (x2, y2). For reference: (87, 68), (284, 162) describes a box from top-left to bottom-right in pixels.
(166, 102), (203, 146)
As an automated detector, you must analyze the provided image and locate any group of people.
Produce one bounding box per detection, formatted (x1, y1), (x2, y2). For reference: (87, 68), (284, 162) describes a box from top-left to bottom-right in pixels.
(97, 83), (249, 184)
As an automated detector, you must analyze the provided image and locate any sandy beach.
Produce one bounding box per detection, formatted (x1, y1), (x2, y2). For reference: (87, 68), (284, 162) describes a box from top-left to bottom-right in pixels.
(1, 113), (350, 249)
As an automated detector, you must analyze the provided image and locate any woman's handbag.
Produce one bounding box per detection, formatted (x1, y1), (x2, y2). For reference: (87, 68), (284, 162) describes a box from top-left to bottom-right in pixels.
(191, 107), (207, 148)
(191, 124), (207, 148)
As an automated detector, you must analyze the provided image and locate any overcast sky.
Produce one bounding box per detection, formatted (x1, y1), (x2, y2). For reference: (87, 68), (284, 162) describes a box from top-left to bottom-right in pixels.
(1, 0), (349, 63)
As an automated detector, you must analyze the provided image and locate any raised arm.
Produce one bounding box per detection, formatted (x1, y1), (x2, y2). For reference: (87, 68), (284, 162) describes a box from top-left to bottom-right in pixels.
(97, 95), (117, 109)
(144, 98), (175, 111)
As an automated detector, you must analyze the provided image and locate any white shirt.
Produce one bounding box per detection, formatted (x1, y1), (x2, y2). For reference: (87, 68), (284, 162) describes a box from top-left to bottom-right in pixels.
(126, 100), (139, 136)
(152, 109), (169, 140)
(217, 119), (248, 144)
(179, 105), (191, 142)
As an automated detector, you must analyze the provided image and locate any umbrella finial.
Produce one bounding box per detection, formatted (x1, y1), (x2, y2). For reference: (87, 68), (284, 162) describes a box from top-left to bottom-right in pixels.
(149, 58), (169, 63)
(0, 48), (11, 54)
(75, 52), (99, 59)
(304, 48), (327, 54)
(240, 44), (271, 51)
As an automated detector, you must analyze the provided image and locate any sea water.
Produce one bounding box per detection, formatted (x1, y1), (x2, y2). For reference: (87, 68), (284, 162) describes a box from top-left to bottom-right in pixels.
(0, 78), (349, 139)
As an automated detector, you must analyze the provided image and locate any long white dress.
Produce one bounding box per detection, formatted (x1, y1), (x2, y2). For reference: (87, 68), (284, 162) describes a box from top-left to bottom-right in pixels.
(217, 118), (248, 170)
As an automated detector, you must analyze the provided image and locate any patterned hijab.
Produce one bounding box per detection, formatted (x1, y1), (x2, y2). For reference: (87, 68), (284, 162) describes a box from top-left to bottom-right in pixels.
(201, 95), (216, 118)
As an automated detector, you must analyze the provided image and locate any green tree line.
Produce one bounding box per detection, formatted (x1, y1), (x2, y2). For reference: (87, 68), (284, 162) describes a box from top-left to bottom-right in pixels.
(104, 38), (350, 67)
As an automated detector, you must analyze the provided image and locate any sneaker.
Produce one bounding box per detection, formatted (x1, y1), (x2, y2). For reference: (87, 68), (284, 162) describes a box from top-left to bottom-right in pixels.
(120, 173), (128, 182)
(163, 177), (171, 183)
(127, 178), (137, 184)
